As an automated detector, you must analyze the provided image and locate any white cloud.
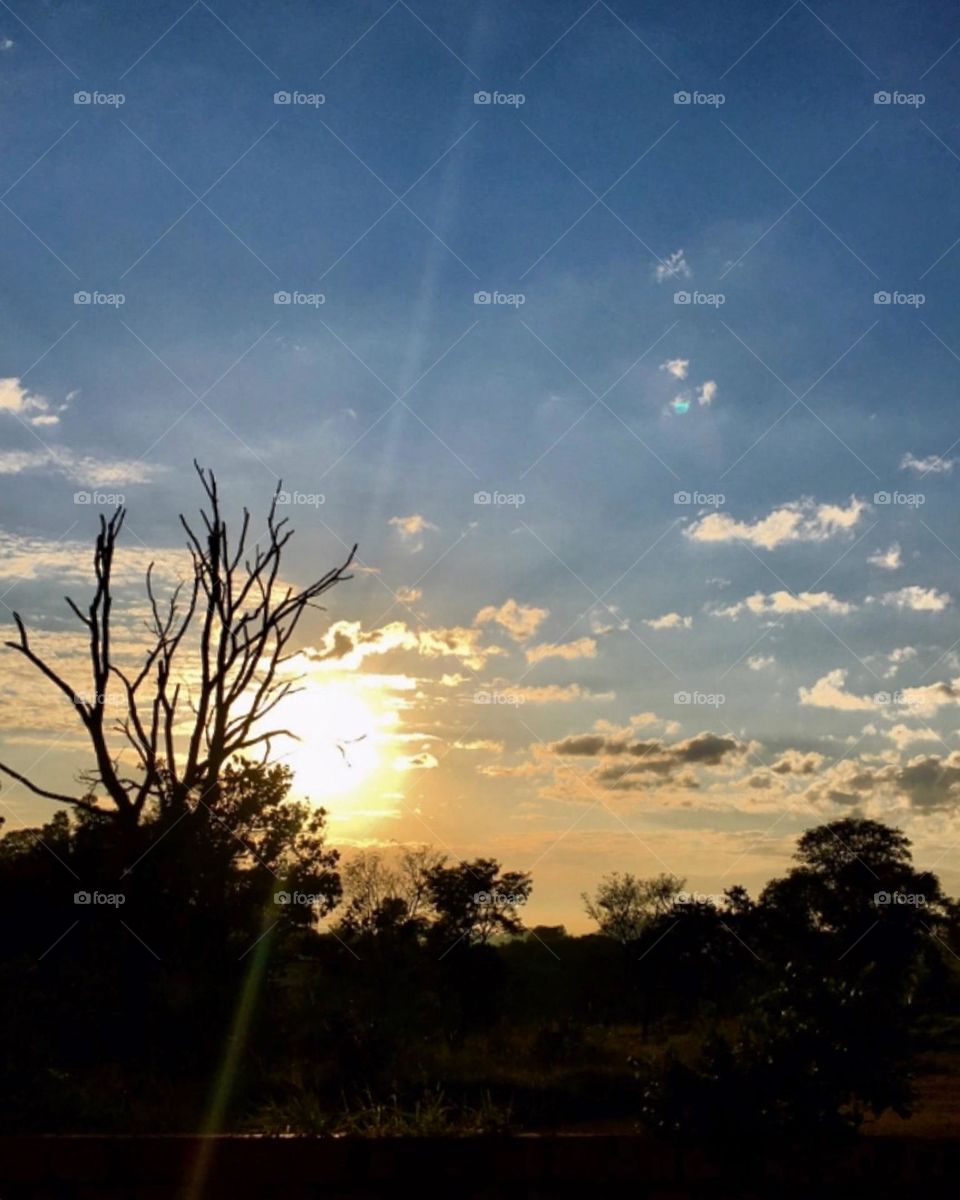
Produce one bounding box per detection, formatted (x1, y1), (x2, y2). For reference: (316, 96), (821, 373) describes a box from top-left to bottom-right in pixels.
(0, 377), (66, 427)
(525, 637), (597, 664)
(901, 452), (954, 474)
(714, 590), (856, 619)
(799, 669), (877, 711)
(884, 646), (917, 678)
(686, 496), (866, 550)
(697, 380), (718, 407)
(0, 449), (159, 487)
(885, 724), (940, 750)
(654, 249), (691, 282)
(660, 358), (689, 380)
(799, 668), (960, 719)
(868, 543), (902, 570)
(644, 612), (692, 630)
(389, 513), (437, 551)
(475, 598), (549, 641)
(881, 586), (951, 613)
(307, 618), (502, 673)
(747, 655), (775, 670)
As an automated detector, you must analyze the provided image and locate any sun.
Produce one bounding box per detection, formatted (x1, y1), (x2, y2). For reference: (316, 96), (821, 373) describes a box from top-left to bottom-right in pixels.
(280, 679), (383, 802)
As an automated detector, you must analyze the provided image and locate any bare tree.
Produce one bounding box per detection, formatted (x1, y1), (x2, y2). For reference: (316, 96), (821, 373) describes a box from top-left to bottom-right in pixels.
(0, 462), (355, 832)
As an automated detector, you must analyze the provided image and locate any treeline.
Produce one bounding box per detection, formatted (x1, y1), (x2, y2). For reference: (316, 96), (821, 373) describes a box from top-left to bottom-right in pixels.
(0, 757), (958, 1137)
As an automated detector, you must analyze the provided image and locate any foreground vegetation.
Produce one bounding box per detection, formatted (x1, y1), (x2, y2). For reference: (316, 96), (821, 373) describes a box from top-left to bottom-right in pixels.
(1, 762), (957, 1140)
(1, 469), (958, 1140)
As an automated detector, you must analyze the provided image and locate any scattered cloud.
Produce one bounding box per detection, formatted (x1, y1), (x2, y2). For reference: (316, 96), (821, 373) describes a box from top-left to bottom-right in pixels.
(685, 496), (866, 550)
(901, 452), (954, 474)
(389, 513), (437, 551)
(696, 380), (718, 407)
(525, 636), (597, 664)
(0, 448), (159, 487)
(748, 655), (775, 670)
(881, 585), (951, 612)
(868, 543), (902, 570)
(885, 724), (940, 750)
(550, 728), (748, 791)
(655, 249), (691, 282)
(307, 618), (501, 672)
(475, 598), (549, 641)
(799, 669), (877, 711)
(644, 612), (692, 630)
(0, 378), (67, 427)
(713, 590), (856, 619)
(771, 750), (824, 775)
(660, 358), (689, 381)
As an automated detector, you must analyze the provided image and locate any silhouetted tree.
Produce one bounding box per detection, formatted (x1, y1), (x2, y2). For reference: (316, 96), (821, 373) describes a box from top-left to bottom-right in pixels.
(582, 871), (685, 943)
(0, 462), (355, 835)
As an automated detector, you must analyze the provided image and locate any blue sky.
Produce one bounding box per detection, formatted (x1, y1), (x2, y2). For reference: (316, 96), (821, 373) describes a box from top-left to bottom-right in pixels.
(2, 0), (960, 928)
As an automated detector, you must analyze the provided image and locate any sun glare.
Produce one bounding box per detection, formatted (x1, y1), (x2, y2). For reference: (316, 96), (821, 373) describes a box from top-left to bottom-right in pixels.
(281, 680), (384, 803)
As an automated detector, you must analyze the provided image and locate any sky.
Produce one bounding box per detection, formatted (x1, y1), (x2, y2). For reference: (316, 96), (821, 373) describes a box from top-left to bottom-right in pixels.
(2, 0), (960, 931)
